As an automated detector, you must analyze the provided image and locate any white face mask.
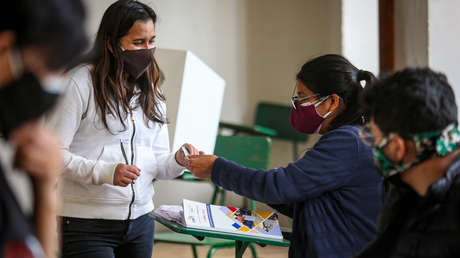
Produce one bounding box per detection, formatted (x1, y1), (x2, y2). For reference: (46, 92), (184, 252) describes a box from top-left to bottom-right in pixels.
(8, 48), (67, 95)
(40, 75), (68, 95)
(7, 48), (23, 78)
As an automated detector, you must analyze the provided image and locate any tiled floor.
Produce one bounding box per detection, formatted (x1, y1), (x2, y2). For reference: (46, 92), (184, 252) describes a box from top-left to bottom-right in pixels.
(152, 243), (289, 258)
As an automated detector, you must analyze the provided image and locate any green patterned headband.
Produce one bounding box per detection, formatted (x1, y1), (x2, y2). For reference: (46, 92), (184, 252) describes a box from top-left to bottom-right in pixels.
(410, 123), (460, 156)
(373, 123), (460, 178)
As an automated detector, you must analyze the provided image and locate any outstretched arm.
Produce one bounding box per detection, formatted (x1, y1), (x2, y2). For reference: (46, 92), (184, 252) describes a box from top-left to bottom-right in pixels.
(189, 129), (358, 204)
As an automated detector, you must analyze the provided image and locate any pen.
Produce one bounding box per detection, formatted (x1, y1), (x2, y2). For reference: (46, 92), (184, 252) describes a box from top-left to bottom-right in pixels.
(120, 140), (135, 184)
(182, 146), (190, 156)
(120, 140), (129, 165)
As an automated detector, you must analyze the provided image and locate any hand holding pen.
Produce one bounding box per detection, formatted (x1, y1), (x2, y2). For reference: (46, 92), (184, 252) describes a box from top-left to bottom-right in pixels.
(175, 143), (202, 168)
(114, 141), (141, 187)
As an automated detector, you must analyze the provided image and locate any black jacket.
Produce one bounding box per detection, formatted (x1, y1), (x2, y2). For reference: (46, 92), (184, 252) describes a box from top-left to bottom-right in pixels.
(0, 166), (39, 257)
(355, 156), (460, 258)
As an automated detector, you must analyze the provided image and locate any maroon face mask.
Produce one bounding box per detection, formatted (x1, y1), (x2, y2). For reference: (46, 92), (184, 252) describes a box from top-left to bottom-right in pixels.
(289, 96), (331, 134)
(120, 47), (155, 80)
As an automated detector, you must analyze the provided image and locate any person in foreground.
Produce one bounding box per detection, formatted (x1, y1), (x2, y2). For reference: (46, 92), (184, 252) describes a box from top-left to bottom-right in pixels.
(46, 1), (198, 257)
(189, 54), (384, 258)
(354, 68), (460, 257)
(0, 0), (87, 257)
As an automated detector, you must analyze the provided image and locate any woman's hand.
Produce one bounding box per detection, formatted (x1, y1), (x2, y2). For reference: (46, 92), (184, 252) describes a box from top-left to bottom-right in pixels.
(10, 121), (62, 183)
(188, 155), (219, 178)
(114, 164), (140, 187)
(175, 143), (201, 167)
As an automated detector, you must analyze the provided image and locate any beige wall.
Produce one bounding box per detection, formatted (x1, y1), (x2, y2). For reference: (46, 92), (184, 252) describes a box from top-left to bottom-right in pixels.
(394, 0), (428, 70)
(245, 0), (341, 123)
(150, 0), (250, 125)
(245, 0), (341, 168)
(153, 0), (341, 129)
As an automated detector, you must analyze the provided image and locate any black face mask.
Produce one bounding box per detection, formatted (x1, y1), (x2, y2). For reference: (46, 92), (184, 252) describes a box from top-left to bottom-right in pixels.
(0, 73), (60, 138)
(120, 47), (156, 80)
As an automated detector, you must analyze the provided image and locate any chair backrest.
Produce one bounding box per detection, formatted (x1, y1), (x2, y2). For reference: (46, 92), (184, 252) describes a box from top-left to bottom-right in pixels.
(254, 102), (308, 142)
(213, 135), (271, 169)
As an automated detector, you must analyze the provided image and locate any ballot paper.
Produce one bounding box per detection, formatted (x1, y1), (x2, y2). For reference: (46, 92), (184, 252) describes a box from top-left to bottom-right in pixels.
(154, 200), (283, 241)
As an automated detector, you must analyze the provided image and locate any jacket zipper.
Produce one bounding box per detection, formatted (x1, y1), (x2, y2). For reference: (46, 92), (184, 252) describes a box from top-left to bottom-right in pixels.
(126, 110), (136, 221)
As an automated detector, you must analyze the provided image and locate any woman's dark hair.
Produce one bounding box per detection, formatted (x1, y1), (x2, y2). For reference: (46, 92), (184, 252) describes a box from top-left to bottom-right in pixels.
(85, 0), (165, 132)
(296, 54), (375, 131)
(361, 67), (457, 136)
(0, 0), (88, 70)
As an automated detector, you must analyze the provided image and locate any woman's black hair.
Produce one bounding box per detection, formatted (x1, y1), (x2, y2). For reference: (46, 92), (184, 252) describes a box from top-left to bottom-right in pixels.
(296, 54), (375, 131)
(82, 0), (166, 132)
(0, 0), (88, 70)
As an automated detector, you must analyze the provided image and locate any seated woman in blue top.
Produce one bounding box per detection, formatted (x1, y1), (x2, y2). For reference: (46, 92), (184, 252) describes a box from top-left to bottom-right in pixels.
(189, 54), (385, 258)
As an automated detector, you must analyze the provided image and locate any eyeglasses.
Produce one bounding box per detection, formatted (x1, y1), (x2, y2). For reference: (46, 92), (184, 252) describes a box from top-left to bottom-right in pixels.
(359, 124), (376, 147)
(291, 94), (319, 110)
(359, 123), (394, 148)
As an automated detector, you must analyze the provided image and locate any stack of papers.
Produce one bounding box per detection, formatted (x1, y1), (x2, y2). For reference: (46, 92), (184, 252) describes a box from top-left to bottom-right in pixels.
(154, 205), (185, 225)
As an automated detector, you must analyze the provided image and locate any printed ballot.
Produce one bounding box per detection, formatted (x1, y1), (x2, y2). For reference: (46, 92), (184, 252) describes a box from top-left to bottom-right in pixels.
(154, 199), (283, 241)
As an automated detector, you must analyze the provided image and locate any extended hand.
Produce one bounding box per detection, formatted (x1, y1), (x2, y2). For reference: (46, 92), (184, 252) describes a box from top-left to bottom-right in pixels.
(175, 143), (202, 167)
(114, 164), (140, 187)
(188, 155), (219, 178)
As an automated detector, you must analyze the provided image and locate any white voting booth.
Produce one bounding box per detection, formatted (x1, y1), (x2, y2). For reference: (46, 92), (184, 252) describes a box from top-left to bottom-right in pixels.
(156, 48), (225, 155)
(153, 49), (225, 222)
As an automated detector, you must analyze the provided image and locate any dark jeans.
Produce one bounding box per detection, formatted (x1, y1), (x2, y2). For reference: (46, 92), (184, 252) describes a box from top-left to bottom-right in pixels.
(61, 213), (155, 258)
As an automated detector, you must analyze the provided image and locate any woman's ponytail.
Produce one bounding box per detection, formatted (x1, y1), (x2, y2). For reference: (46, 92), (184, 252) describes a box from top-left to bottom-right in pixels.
(355, 69), (376, 124)
(356, 70), (376, 88)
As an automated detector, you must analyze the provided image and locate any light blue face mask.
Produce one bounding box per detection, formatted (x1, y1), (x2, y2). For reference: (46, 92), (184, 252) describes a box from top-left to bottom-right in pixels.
(361, 123), (460, 178)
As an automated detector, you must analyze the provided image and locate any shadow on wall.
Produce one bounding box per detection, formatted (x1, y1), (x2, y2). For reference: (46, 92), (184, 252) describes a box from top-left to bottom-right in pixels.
(245, 0), (342, 167)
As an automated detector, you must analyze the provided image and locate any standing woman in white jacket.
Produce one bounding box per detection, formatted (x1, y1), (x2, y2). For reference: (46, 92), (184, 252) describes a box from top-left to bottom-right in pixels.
(46, 1), (198, 257)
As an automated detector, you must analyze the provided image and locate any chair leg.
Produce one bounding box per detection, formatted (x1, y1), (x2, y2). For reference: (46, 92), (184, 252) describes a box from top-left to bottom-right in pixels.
(207, 247), (218, 258)
(250, 200), (257, 211)
(192, 245), (198, 258)
(219, 188), (226, 205)
(211, 186), (228, 205)
(191, 245), (198, 258)
(235, 241), (249, 258)
(292, 141), (299, 161)
(248, 243), (258, 258)
(211, 185), (219, 204)
(242, 197), (249, 209)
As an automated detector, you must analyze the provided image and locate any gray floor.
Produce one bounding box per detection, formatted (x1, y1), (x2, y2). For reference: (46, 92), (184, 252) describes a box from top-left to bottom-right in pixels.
(152, 242), (289, 258)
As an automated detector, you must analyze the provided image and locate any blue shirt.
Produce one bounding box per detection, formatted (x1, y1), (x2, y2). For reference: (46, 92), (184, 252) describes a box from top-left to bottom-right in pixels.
(211, 125), (384, 258)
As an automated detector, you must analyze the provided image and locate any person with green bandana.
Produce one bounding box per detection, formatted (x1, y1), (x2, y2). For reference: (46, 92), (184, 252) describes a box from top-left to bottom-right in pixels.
(354, 67), (460, 258)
